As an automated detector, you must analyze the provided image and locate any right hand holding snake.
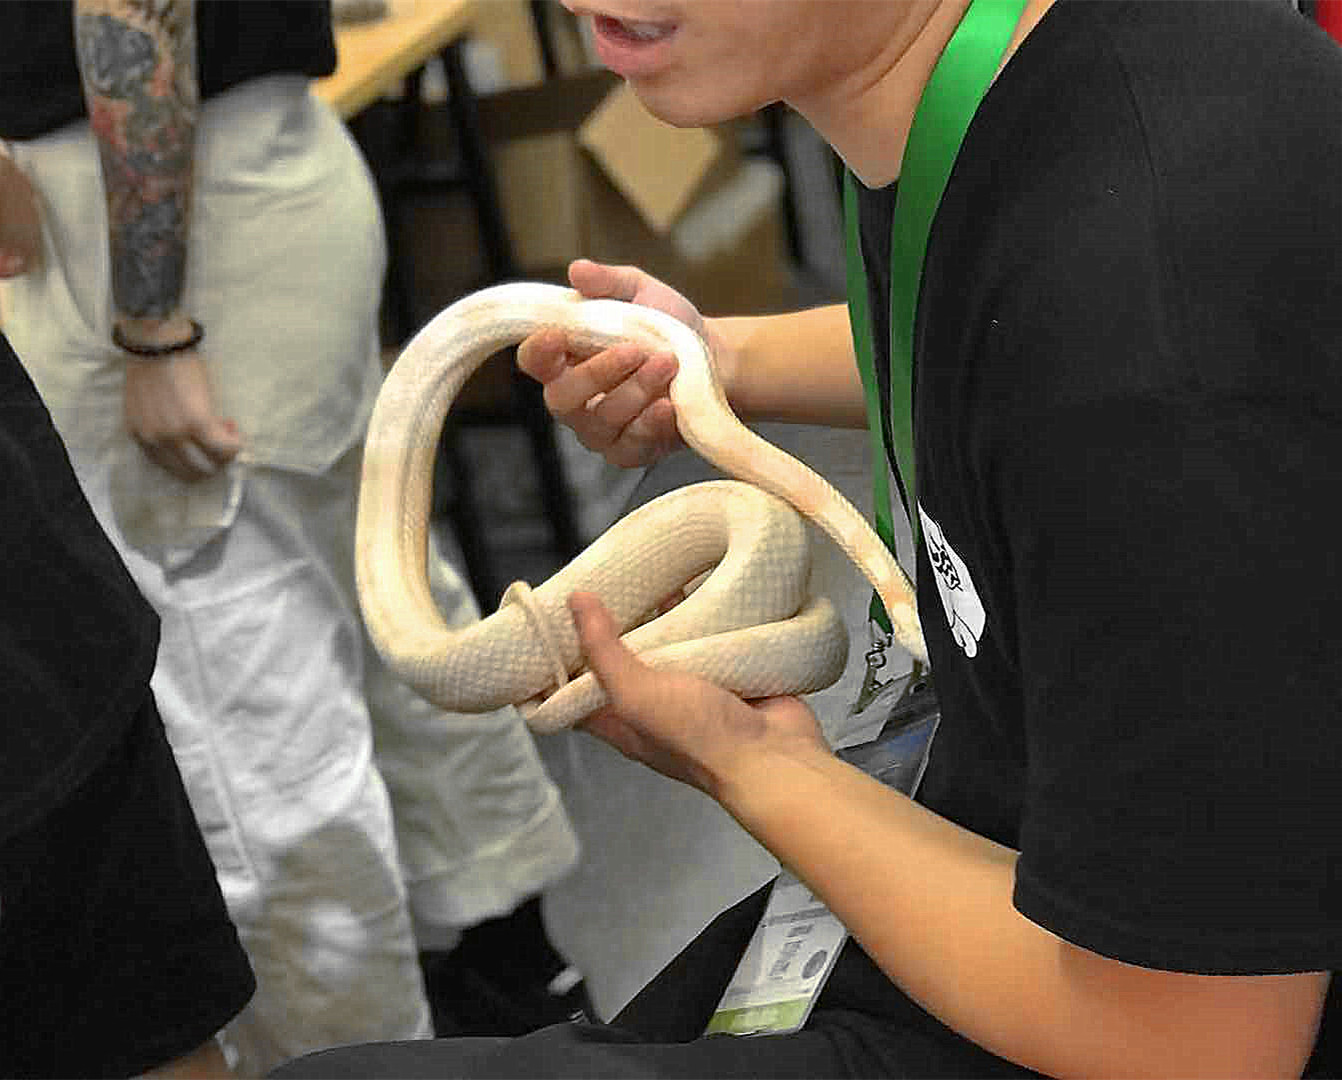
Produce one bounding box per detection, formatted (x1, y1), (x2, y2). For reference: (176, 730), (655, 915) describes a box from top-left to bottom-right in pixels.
(517, 259), (731, 469)
(569, 589), (831, 800)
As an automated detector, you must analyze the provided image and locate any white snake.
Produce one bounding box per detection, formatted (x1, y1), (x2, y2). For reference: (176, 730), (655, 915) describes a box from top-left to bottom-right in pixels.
(355, 282), (925, 733)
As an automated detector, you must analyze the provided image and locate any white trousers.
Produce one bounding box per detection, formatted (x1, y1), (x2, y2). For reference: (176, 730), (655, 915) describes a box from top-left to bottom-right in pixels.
(2, 76), (578, 1075)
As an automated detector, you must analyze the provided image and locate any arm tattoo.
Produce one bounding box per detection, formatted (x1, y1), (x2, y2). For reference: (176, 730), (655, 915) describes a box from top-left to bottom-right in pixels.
(74, 0), (198, 322)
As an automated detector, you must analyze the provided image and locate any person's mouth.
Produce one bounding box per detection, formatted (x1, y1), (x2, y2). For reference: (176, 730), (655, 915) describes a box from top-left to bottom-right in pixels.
(594, 14), (675, 44)
(583, 11), (678, 76)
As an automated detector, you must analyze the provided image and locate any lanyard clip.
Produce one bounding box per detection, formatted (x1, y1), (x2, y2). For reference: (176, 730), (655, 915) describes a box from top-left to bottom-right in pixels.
(851, 618), (896, 715)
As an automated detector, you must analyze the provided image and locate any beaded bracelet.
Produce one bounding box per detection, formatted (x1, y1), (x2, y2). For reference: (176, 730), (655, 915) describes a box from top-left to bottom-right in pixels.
(112, 319), (205, 359)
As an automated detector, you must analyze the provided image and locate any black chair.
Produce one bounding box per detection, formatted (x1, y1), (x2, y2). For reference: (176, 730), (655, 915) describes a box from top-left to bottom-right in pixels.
(349, 33), (584, 610)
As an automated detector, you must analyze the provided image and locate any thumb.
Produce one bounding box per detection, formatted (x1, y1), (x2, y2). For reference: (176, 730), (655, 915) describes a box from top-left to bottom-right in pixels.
(568, 591), (645, 711)
(568, 258), (643, 303)
(198, 416), (243, 466)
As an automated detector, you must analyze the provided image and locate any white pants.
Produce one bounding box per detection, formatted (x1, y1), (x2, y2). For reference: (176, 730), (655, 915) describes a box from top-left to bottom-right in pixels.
(2, 76), (578, 1075)
(80, 453), (578, 1072)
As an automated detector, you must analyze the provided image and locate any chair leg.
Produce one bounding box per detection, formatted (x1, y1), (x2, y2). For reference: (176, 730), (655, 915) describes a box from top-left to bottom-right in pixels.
(440, 41), (517, 283)
(511, 365), (585, 560)
(435, 424), (504, 610)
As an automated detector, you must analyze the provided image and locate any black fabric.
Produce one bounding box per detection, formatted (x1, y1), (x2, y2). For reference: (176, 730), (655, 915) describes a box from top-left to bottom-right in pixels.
(0, 330), (159, 843)
(271, 1022), (845, 1080)
(272, 1008), (1033, 1080)
(273, 884), (1035, 1079)
(0, 694), (255, 1077)
(857, 0), (1342, 1073)
(612, 880), (775, 1042)
(0, 0), (336, 141)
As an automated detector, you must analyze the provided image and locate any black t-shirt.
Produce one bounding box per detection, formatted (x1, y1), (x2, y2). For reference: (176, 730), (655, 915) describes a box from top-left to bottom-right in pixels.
(0, 0), (336, 141)
(0, 331), (159, 843)
(817, 1), (1342, 1074)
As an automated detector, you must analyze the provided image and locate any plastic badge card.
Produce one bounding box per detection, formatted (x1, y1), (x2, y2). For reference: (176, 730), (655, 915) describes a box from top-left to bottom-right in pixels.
(703, 868), (848, 1036)
(705, 666), (939, 1037)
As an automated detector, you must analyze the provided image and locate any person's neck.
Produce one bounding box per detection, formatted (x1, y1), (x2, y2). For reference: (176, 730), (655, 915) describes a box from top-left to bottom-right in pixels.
(794, 0), (1057, 188)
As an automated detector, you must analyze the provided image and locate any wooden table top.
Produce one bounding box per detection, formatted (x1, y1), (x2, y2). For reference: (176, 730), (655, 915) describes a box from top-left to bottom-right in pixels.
(314, 0), (477, 119)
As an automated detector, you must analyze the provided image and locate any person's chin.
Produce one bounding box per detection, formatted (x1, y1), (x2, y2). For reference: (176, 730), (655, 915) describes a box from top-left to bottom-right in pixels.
(616, 73), (748, 130)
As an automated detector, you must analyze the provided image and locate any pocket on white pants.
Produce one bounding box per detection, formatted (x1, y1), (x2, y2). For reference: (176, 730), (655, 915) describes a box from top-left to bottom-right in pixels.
(172, 554), (377, 843)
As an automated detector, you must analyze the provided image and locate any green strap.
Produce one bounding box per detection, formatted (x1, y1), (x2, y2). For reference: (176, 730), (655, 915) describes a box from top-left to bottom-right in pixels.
(844, 0), (1027, 632)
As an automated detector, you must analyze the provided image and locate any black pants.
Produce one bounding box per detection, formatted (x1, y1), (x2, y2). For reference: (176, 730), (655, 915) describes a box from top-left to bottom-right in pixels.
(0, 696), (255, 1078)
(269, 876), (1016, 1080)
(271, 880), (859, 1078)
(271, 861), (1042, 1080)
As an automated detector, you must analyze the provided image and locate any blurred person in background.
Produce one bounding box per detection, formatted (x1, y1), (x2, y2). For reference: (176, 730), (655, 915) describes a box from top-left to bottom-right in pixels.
(0, 1), (586, 1073)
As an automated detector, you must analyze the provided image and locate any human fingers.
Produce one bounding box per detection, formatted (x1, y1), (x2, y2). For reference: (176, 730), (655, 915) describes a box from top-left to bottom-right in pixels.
(601, 397), (681, 470)
(536, 343), (681, 466)
(516, 327), (578, 386)
(193, 415), (243, 468)
(124, 353), (241, 482)
(518, 260), (694, 379)
(568, 258), (646, 302)
(136, 424), (239, 482)
(134, 429), (221, 482)
(570, 590), (769, 795)
(568, 591), (649, 714)
(518, 333), (679, 467)
(569, 259), (705, 334)
(565, 349), (680, 466)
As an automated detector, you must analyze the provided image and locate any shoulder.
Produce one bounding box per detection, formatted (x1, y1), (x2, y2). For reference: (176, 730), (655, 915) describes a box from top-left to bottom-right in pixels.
(1075, 2), (1342, 196)
(935, 0), (1342, 409)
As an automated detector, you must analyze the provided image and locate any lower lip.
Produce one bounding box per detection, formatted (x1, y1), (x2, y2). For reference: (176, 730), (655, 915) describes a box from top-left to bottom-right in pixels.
(590, 14), (677, 78)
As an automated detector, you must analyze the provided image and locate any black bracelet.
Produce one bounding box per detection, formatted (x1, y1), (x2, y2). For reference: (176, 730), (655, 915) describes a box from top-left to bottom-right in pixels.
(112, 319), (205, 358)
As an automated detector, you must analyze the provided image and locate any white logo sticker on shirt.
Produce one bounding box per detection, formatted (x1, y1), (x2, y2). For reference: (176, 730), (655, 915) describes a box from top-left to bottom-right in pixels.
(918, 504), (986, 658)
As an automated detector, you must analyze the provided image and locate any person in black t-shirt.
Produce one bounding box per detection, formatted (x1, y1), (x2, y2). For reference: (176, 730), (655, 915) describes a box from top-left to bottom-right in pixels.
(277, 0), (1342, 1077)
(0, 317), (255, 1075)
(1, 1), (590, 1069)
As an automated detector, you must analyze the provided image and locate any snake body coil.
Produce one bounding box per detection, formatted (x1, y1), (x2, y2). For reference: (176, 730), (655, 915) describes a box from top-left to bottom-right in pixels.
(356, 283), (924, 733)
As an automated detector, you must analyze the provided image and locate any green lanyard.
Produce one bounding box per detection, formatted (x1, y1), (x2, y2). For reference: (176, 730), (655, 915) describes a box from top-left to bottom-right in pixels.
(844, 0), (1027, 633)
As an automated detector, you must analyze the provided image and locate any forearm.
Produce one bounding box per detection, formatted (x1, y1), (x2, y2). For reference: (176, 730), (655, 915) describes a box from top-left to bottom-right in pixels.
(715, 745), (1324, 1078)
(74, 0), (198, 342)
(710, 304), (867, 429)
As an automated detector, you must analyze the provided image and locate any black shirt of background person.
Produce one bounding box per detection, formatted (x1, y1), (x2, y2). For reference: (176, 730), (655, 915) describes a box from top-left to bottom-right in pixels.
(0, 331), (160, 843)
(0, 0), (336, 142)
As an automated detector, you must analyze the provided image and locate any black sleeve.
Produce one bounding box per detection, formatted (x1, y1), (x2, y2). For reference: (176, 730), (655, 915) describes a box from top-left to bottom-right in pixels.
(0, 331), (160, 842)
(0, 696), (255, 1076)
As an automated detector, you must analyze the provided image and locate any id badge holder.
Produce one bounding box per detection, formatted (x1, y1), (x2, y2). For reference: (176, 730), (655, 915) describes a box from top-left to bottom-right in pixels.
(705, 639), (939, 1037)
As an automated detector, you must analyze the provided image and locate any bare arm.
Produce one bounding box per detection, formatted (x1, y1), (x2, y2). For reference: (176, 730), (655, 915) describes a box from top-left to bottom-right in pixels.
(570, 593), (1330, 1079)
(73, 0), (240, 482)
(712, 303), (867, 429)
(75, 0), (197, 345)
(723, 741), (1327, 1079)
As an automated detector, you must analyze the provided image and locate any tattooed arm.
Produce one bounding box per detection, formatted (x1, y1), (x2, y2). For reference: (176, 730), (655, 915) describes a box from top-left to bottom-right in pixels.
(74, 0), (241, 481)
(75, 0), (197, 340)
